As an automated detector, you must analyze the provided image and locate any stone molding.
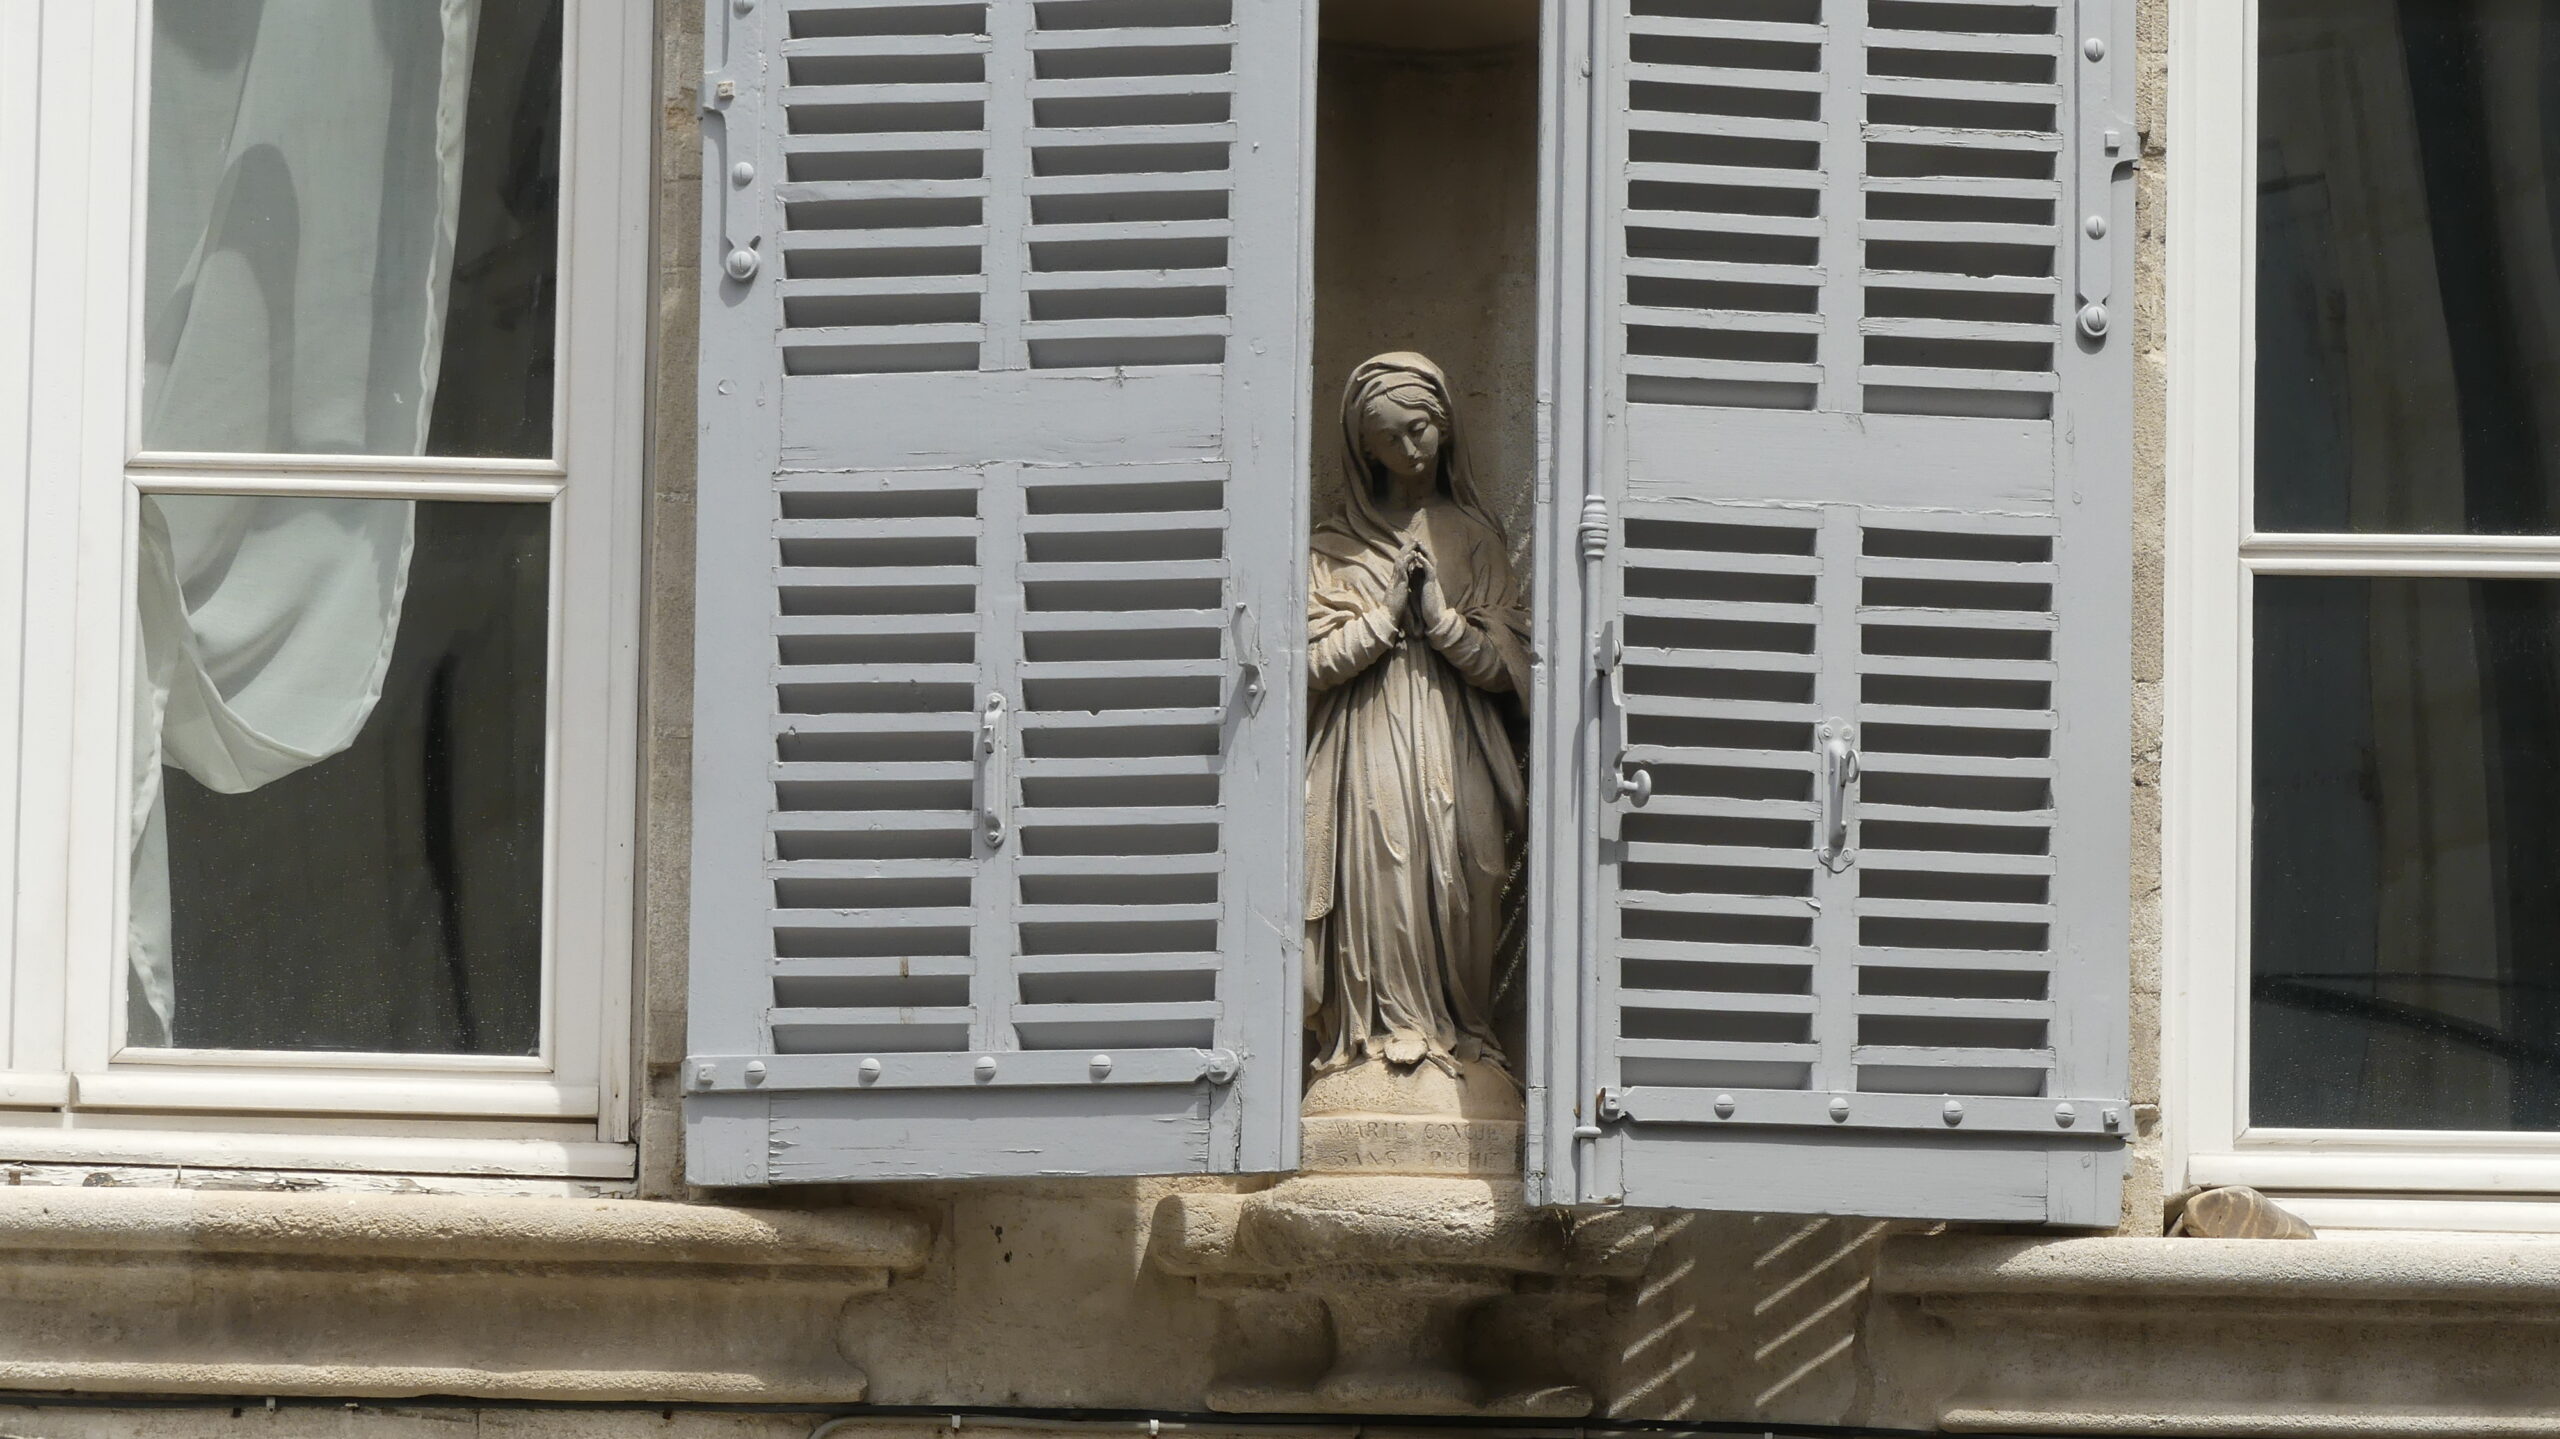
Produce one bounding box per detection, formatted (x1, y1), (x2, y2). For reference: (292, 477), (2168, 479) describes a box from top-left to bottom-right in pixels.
(1875, 1234), (2560, 1435)
(0, 1188), (930, 1403)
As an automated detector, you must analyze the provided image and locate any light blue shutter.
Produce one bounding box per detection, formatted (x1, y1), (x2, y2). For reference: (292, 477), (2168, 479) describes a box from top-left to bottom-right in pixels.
(687, 0), (1311, 1185)
(1527, 0), (2133, 1224)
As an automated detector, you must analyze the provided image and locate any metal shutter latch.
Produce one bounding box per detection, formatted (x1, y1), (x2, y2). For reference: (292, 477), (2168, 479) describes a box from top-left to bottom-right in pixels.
(1816, 718), (1859, 873)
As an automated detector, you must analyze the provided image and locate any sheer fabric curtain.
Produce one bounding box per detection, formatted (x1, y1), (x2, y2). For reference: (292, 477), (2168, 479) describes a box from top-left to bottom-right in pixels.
(130, 0), (481, 1043)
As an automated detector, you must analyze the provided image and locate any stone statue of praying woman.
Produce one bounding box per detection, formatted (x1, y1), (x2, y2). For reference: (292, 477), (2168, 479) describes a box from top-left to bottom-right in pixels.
(1303, 353), (1532, 1079)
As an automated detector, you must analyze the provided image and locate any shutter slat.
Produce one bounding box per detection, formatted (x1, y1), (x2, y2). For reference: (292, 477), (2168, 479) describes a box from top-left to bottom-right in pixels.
(1623, 646), (1818, 672)
(1623, 990), (1820, 1016)
(1624, 843), (1817, 869)
(1852, 1045), (2054, 1070)
(1858, 703), (2055, 730)
(1853, 947), (2053, 973)
(1860, 123), (2064, 153)
(1855, 996), (2053, 1021)
(1863, 75), (2062, 106)
(1029, 24), (1235, 50)
(1625, 161), (1826, 192)
(1624, 254), (1827, 286)
(1628, 112), (1827, 143)
(1860, 849), (2055, 875)
(1623, 305), (1826, 334)
(1858, 803), (2056, 827)
(1618, 938), (1814, 966)
(1625, 209), (1825, 239)
(1856, 897), (2054, 924)
(1865, 27), (2062, 57)
(1627, 16), (1825, 43)
(1031, 121), (1238, 147)
(783, 34), (997, 58)
(1618, 1038), (1819, 1064)
(1026, 74), (1238, 100)
(1858, 316), (2060, 344)
(1863, 268), (2059, 296)
(1858, 217), (2058, 247)
(1024, 268), (1232, 294)
(1622, 892), (1820, 919)
(1858, 754), (2054, 779)
(779, 178), (993, 203)
(1627, 62), (1826, 93)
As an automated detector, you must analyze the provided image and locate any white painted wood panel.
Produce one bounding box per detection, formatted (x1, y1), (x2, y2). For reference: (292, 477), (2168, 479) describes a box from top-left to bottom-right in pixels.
(1530, 0), (2133, 1226)
(687, 0), (1311, 1184)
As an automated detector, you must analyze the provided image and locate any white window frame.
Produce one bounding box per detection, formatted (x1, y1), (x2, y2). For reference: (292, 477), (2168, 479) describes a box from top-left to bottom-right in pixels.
(2167, 0), (2560, 1230)
(3, 0), (648, 1180)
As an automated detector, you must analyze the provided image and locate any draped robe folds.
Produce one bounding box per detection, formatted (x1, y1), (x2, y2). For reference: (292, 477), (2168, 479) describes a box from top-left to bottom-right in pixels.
(1303, 354), (1532, 1077)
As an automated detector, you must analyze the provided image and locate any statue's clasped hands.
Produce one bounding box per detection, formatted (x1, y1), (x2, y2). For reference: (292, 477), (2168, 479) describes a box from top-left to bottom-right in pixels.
(1388, 543), (1450, 640)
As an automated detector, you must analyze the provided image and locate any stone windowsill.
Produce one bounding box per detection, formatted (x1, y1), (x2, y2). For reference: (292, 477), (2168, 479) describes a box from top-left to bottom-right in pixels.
(0, 1186), (932, 1403)
(1881, 1230), (2560, 1309)
(0, 1184), (929, 1271)
(1876, 1233), (2560, 1435)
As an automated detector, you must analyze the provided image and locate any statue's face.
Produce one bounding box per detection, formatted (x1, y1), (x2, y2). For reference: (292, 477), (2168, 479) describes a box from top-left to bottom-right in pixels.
(1360, 393), (1443, 485)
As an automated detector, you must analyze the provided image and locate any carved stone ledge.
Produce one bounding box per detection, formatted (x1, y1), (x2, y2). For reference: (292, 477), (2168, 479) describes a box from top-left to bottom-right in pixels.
(0, 1188), (931, 1402)
(1151, 1063), (1653, 1417)
(1872, 1234), (2560, 1435)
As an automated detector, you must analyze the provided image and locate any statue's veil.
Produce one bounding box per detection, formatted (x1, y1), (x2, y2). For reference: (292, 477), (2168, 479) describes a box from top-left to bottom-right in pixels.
(1331, 352), (1508, 555)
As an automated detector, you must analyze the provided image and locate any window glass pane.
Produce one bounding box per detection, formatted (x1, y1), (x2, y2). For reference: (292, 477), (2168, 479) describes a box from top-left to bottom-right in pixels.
(2251, 576), (2560, 1130)
(129, 497), (549, 1056)
(141, 0), (562, 459)
(2255, 0), (2560, 534)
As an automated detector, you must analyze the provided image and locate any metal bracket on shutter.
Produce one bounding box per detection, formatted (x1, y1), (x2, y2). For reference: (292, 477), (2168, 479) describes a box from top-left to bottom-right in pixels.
(1608, 1086), (2129, 1135)
(2073, 0), (2137, 340)
(703, 0), (765, 284)
(1230, 602), (1266, 714)
(978, 692), (1011, 851)
(1596, 623), (1651, 807)
(686, 1049), (1234, 1092)
(1816, 718), (1859, 873)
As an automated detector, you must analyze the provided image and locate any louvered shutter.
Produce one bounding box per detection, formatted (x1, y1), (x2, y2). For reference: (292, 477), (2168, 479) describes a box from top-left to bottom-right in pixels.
(686, 0), (1311, 1185)
(1527, 0), (2133, 1224)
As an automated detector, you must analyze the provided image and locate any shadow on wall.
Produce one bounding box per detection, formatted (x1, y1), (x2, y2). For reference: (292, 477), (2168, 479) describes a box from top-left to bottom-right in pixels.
(1602, 1211), (1894, 1424)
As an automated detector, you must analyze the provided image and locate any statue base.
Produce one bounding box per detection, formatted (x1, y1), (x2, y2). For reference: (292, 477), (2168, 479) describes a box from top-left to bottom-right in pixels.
(1299, 1057), (1523, 1176)
(1149, 1058), (1652, 1416)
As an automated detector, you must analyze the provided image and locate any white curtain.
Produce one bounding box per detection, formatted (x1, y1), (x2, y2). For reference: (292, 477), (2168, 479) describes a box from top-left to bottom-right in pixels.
(130, 0), (481, 1043)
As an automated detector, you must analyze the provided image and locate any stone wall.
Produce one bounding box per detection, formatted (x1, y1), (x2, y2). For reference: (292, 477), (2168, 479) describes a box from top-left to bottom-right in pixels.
(10, 1), (2550, 1435)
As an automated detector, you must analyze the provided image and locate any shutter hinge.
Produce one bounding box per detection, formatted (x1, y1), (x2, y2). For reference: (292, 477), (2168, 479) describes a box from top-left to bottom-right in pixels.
(703, 0), (765, 284)
(2072, 0), (2137, 340)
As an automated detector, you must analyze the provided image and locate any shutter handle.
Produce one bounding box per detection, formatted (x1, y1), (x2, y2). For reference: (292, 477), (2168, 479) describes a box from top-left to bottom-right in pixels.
(979, 692), (1010, 850)
(1230, 602), (1266, 714)
(1597, 622), (1648, 808)
(1612, 767), (1652, 808)
(1816, 719), (1859, 874)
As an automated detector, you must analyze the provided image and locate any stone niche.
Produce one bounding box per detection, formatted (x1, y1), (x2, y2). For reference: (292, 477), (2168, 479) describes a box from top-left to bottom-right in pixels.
(1307, 0), (1543, 577)
(1150, 4), (1656, 1417)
